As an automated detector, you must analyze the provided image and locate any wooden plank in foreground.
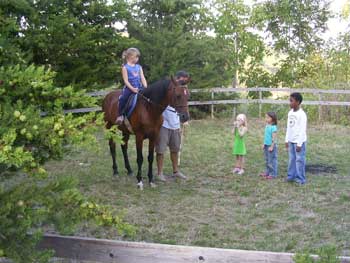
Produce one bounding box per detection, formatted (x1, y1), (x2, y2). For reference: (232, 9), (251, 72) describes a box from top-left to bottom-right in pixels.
(38, 234), (350, 263)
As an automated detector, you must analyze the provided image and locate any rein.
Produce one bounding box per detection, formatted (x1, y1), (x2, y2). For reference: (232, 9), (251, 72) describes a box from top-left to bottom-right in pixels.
(137, 84), (188, 113)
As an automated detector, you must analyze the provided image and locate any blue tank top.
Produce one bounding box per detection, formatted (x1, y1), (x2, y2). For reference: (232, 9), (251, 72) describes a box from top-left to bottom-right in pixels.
(124, 64), (142, 89)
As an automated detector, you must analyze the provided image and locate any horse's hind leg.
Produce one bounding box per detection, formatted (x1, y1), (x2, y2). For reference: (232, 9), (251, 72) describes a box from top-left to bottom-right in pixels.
(148, 138), (156, 187)
(135, 134), (144, 190)
(109, 138), (119, 176)
(121, 133), (133, 176)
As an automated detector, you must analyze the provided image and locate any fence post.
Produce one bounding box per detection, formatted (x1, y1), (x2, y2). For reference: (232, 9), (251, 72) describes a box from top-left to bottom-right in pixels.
(211, 90), (214, 119)
(258, 87), (262, 118)
(233, 105), (236, 120)
(318, 92), (322, 122)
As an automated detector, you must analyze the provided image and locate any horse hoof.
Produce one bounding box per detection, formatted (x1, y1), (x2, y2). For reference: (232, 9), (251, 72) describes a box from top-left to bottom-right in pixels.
(137, 181), (144, 190)
(150, 182), (157, 188)
(128, 171), (134, 177)
(113, 172), (119, 177)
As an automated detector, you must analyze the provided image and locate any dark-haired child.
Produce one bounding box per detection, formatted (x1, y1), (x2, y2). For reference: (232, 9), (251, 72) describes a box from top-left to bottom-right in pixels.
(285, 92), (307, 185)
(260, 112), (278, 179)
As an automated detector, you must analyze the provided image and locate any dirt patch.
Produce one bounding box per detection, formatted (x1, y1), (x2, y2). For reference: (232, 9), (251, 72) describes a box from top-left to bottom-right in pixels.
(306, 164), (337, 174)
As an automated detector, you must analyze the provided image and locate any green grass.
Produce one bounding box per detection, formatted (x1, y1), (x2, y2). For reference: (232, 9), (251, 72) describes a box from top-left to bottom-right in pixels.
(45, 118), (350, 256)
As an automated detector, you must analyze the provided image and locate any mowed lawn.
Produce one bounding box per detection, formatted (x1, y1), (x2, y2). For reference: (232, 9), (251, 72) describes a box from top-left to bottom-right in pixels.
(45, 118), (350, 256)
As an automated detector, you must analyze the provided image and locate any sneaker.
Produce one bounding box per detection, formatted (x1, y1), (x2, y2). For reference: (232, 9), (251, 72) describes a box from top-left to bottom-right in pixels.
(294, 180), (305, 186)
(173, 171), (187, 180)
(157, 173), (167, 182)
(265, 175), (274, 180)
(284, 178), (295, 183)
(116, 116), (124, 125)
(237, 169), (245, 175)
(232, 167), (240, 173)
(259, 172), (268, 177)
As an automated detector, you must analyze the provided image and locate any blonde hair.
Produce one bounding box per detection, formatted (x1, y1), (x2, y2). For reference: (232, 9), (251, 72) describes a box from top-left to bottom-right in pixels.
(122, 47), (141, 63)
(236, 113), (247, 127)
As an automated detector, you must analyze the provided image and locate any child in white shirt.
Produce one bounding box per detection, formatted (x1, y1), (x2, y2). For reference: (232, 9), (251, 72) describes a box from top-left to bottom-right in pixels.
(285, 92), (307, 185)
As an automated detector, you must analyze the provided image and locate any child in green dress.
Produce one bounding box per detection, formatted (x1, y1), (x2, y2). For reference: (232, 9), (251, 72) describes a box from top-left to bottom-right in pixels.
(232, 114), (248, 175)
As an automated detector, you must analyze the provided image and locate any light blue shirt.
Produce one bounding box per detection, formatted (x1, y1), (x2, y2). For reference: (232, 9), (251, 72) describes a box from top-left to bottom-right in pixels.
(264, 124), (277, 145)
(162, 106), (180, 130)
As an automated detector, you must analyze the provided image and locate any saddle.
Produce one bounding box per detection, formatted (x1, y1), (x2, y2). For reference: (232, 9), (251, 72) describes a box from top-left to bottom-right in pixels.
(122, 93), (138, 119)
(118, 94), (139, 134)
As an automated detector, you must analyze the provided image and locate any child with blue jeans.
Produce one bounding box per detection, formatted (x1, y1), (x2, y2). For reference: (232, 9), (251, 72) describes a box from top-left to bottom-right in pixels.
(116, 47), (147, 124)
(285, 92), (307, 185)
(260, 112), (278, 179)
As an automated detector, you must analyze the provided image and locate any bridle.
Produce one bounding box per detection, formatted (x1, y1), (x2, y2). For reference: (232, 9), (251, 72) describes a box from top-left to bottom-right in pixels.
(138, 82), (189, 113)
(170, 83), (189, 110)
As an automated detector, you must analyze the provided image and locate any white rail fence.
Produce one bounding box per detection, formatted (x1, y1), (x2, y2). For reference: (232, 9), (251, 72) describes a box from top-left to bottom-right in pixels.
(60, 87), (350, 121)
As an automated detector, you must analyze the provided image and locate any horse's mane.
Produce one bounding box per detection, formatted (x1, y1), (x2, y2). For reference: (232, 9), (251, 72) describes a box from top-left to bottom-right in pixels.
(142, 79), (170, 105)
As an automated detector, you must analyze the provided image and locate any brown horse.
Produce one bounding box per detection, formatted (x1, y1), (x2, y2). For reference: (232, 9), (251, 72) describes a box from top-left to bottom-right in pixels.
(102, 77), (190, 189)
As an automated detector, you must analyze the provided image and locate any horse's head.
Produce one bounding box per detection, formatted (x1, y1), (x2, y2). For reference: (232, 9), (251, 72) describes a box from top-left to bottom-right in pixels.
(169, 76), (190, 123)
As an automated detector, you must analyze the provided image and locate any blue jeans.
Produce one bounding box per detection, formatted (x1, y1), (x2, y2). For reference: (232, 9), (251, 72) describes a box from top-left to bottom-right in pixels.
(118, 87), (140, 115)
(287, 142), (306, 184)
(264, 144), (278, 177)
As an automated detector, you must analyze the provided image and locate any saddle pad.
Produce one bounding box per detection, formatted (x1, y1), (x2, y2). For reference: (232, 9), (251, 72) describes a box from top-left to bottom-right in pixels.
(124, 93), (138, 118)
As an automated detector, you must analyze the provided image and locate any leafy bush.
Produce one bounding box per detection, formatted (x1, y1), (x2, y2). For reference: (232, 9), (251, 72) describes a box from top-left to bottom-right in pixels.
(0, 65), (131, 262)
(293, 245), (341, 263)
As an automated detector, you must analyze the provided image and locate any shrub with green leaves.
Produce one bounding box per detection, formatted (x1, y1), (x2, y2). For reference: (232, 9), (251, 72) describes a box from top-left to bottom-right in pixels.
(0, 65), (130, 262)
(293, 245), (341, 263)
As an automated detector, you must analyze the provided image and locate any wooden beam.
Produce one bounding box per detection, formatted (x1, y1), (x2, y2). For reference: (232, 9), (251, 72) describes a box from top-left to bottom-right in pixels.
(36, 234), (350, 263)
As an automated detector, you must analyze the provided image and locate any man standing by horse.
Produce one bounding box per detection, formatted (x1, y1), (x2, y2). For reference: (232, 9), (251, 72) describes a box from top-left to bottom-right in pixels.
(156, 71), (190, 182)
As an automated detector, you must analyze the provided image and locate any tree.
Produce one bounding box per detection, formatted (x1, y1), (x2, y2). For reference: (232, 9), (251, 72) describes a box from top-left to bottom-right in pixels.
(213, 0), (266, 88)
(253, 0), (330, 58)
(0, 1), (30, 66)
(126, 0), (232, 88)
(0, 65), (135, 262)
(0, 0), (132, 89)
(252, 0), (331, 86)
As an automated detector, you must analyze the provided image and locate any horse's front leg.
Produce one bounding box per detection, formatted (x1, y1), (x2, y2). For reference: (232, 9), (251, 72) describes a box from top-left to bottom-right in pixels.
(121, 132), (133, 176)
(109, 138), (118, 176)
(148, 138), (156, 187)
(135, 134), (144, 190)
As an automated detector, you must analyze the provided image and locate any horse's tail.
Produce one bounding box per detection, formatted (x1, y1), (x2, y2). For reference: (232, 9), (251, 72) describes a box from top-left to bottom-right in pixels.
(102, 90), (121, 128)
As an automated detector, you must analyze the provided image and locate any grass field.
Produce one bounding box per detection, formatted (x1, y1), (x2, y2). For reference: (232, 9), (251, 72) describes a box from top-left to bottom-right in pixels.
(45, 118), (350, 256)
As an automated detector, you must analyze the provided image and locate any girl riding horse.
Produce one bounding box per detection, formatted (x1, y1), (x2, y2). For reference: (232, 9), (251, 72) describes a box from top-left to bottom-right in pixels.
(103, 75), (190, 189)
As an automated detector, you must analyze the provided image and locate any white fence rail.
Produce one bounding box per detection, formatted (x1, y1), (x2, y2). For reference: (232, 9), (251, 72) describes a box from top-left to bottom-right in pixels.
(66, 87), (350, 120)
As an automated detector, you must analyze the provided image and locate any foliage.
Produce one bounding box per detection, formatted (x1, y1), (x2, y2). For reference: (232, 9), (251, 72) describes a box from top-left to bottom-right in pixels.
(0, 64), (129, 262)
(0, 65), (96, 111)
(0, 0), (132, 89)
(253, 0), (330, 58)
(0, 175), (135, 262)
(251, 0), (331, 86)
(1, 0), (344, 91)
(293, 245), (341, 263)
(240, 66), (275, 98)
(0, 4), (28, 67)
(127, 0), (232, 88)
(213, 0), (266, 87)
(341, 0), (350, 19)
(0, 65), (98, 167)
